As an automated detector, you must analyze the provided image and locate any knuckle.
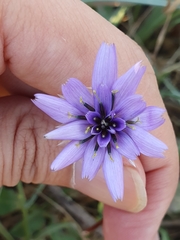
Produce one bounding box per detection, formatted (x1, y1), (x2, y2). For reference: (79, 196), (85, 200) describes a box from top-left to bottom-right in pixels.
(14, 106), (50, 185)
(14, 114), (37, 184)
(0, 97), (51, 187)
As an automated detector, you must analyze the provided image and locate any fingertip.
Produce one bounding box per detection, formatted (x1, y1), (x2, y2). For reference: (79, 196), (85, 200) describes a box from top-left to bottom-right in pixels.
(73, 159), (147, 212)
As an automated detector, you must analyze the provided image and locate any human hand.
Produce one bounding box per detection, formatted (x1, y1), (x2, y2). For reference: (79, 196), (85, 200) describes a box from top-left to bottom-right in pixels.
(0, 1), (178, 239)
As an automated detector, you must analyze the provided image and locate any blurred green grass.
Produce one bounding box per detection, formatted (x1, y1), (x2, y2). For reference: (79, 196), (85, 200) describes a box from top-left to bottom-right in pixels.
(0, 1), (180, 240)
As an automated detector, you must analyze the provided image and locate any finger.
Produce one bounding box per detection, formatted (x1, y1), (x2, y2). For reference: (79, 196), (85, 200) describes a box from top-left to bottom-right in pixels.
(104, 145), (178, 239)
(0, 96), (146, 211)
(103, 77), (178, 239)
(1, 0), (153, 95)
(0, 67), (41, 97)
(103, 153), (177, 239)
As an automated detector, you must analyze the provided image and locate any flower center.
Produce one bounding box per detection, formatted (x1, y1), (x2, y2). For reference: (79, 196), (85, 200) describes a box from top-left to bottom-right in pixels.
(90, 113), (115, 137)
(101, 119), (109, 128)
(78, 94), (126, 151)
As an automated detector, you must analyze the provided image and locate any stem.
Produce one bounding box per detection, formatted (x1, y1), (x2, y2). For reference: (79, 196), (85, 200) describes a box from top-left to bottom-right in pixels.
(0, 222), (14, 240)
(17, 181), (30, 240)
(25, 184), (46, 209)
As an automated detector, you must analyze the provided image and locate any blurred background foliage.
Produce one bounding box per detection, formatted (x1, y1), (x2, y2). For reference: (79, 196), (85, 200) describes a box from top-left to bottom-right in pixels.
(0, 0), (180, 239)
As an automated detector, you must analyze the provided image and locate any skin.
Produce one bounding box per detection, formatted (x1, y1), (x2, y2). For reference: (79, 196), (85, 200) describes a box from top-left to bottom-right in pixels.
(0, 0), (179, 239)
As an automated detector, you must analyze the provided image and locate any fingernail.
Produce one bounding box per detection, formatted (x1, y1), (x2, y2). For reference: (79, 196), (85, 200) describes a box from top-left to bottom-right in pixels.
(73, 160), (147, 211)
(127, 167), (147, 212)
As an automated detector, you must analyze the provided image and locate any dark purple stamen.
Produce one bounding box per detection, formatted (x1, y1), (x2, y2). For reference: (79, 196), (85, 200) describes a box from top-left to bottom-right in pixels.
(107, 143), (111, 154)
(111, 134), (117, 143)
(111, 93), (115, 110)
(79, 135), (94, 144)
(83, 102), (95, 111)
(126, 120), (136, 124)
(77, 115), (87, 120)
(94, 142), (99, 152)
(99, 103), (106, 118)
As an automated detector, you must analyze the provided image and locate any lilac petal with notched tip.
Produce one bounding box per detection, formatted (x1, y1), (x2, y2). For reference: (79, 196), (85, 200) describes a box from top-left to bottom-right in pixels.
(112, 62), (146, 100)
(50, 141), (87, 171)
(32, 94), (82, 124)
(135, 106), (165, 131)
(124, 125), (167, 158)
(94, 84), (112, 115)
(82, 137), (105, 180)
(86, 111), (101, 125)
(62, 78), (93, 114)
(92, 43), (117, 91)
(103, 148), (124, 201)
(115, 95), (146, 120)
(44, 121), (91, 140)
(97, 131), (111, 147)
(115, 131), (139, 160)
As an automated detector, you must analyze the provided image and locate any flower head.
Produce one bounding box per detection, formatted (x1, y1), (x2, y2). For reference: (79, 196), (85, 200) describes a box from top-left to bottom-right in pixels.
(32, 43), (167, 201)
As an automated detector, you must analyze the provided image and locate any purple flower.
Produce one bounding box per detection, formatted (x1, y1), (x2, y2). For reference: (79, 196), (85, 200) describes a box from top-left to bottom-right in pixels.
(32, 43), (167, 201)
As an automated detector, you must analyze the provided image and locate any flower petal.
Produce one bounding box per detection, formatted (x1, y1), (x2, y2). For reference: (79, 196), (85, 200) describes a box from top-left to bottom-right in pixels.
(82, 137), (105, 180)
(94, 84), (112, 115)
(115, 131), (140, 160)
(91, 125), (101, 135)
(86, 111), (101, 125)
(110, 118), (126, 131)
(45, 120), (91, 140)
(115, 95), (146, 120)
(50, 141), (87, 171)
(112, 62), (146, 100)
(62, 78), (93, 113)
(108, 127), (116, 134)
(124, 126), (168, 158)
(92, 43), (117, 91)
(103, 148), (124, 201)
(97, 131), (111, 147)
(135, 106), (165, 131)
(32, 94), (82, 124)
